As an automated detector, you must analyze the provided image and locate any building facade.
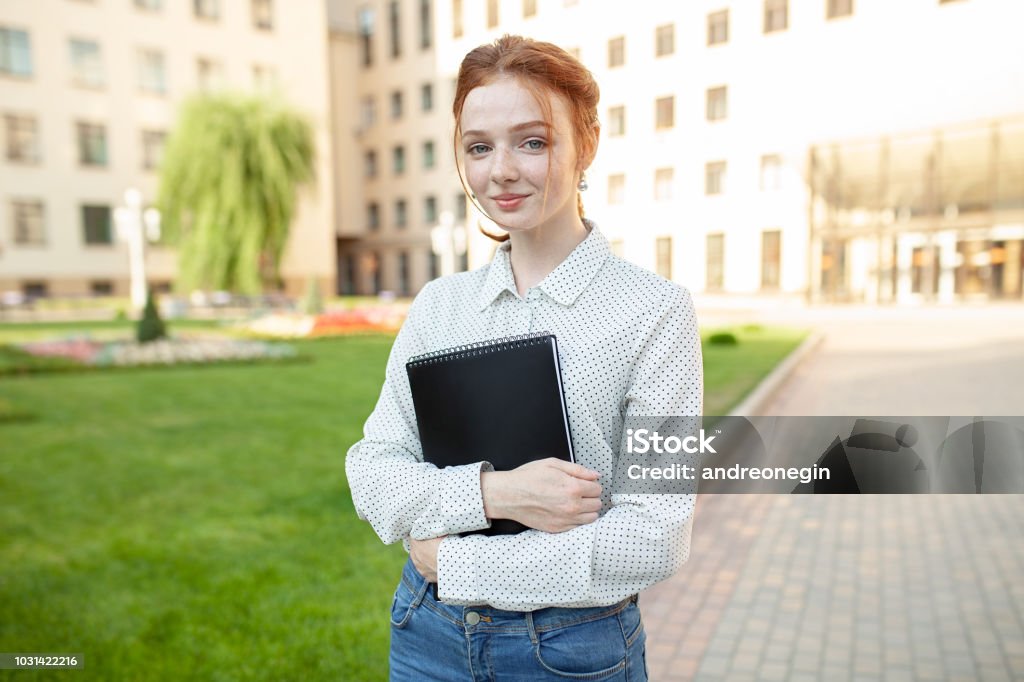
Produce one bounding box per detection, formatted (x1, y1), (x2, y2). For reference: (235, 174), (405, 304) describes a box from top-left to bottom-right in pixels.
(0, 0), (336, 299)
(333, 0), (1024, 303)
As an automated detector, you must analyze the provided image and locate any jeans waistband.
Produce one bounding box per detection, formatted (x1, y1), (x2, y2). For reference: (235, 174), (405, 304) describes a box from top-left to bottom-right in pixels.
(400, 557), (638, 630)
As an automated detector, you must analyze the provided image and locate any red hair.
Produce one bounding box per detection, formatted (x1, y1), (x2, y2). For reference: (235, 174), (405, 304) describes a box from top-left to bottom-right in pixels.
(453, 35), (600, 243)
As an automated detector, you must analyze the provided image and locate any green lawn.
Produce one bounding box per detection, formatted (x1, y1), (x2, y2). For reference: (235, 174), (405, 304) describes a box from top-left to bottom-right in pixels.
(0, 323), (804, 681)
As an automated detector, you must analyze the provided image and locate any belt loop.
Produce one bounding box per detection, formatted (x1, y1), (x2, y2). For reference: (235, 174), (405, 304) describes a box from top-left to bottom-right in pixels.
(525, 611), (539, 645)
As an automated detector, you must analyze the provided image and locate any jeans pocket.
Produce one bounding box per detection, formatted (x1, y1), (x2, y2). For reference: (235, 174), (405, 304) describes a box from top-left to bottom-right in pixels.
(619, 602), (645, 648)
(533, 610), (628, 679)
(389, 580), (419, 630)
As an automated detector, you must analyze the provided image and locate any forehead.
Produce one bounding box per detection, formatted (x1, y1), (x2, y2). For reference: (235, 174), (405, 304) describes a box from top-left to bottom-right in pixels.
(461, 76), (570, 132)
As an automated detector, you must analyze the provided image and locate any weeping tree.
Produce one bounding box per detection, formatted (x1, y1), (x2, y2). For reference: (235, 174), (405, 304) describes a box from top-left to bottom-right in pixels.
(157, 94), (315, 294)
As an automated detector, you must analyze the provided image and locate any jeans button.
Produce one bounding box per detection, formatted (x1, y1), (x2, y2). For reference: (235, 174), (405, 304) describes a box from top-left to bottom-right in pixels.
(465, 611), (481, 625)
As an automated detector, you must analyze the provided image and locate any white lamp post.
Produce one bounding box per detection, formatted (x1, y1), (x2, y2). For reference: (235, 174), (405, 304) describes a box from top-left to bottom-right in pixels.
(114, 188), (161, 313)
(430, 211), (466, 277)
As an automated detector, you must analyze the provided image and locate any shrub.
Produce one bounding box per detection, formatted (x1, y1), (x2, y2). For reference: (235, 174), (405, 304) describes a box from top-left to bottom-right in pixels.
(136, 292), (167, 343)
(708, 332), (739, 346)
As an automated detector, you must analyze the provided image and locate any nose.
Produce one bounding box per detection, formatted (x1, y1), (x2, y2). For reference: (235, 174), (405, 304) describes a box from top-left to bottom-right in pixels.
(489, 146), (519, 184)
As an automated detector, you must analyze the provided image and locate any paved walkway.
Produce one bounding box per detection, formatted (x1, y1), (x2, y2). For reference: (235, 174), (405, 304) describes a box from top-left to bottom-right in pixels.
(641, 306), (1024, 681)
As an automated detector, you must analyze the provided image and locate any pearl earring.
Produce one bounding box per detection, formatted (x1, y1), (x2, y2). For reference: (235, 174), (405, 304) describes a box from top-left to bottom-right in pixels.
(577, 172), (588, 192)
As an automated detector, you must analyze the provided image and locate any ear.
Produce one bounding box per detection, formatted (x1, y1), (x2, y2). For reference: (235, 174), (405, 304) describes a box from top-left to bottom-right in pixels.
(577, 122), (601, 172)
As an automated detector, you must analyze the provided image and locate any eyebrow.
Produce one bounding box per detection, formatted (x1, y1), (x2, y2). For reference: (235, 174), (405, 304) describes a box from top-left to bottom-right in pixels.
(461, 120), (550, 138)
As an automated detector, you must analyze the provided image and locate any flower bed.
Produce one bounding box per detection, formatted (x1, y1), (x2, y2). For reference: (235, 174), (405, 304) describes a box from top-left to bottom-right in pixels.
(242, 307), (404, 338)
(9, 337), (298, 374)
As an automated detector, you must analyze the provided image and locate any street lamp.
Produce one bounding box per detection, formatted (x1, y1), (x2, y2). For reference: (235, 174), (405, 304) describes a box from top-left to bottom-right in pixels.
(114, 188), (161, 313)
(430, 210), (466, 277)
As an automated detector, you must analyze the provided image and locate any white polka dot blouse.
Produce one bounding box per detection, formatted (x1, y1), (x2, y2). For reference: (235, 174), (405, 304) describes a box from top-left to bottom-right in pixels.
(345, 220), (703, 611)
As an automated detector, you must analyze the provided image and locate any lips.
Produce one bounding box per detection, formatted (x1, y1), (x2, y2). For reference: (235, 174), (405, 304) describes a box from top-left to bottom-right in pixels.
(492, 194), (529, 210)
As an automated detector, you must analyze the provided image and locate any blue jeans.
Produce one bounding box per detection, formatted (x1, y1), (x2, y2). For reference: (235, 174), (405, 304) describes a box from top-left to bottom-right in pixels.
(389, 558), (648, 681)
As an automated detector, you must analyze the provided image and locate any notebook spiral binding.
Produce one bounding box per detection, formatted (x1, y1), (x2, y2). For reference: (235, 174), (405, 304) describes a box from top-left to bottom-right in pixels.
(407, 331), (552, 367)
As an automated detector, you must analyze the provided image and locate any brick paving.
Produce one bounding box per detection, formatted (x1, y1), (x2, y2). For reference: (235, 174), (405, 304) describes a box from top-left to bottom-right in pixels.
(641, 307), (1024, 681)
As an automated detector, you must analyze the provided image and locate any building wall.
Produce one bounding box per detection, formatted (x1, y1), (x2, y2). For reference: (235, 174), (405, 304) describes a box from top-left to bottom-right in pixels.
(0, 0), (335, 299)
(351, 0), (1024, 301)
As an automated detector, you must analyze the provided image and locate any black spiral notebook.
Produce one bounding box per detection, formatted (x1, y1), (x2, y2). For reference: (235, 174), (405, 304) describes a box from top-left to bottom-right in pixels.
(406, 332), (576, 537)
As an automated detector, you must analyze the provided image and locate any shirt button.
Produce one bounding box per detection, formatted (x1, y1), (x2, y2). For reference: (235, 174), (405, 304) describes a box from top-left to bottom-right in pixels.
(465, 611), (481, 625)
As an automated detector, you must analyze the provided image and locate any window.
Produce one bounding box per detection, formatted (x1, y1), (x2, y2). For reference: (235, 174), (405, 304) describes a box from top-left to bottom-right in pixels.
(388, 1), (400, 58)
(370, 252), (381, 292)
(655, 24), (674, 57)
(523, 0), (537, 17)
(134, 0), (162, 10)
(398, 251), (410, 295)
(395, 199), (407, 228)
(252, 0), (273, 30)
(706, 234), (724, 290)
(358, 7), (374, 67)
(708, 10), (729, 45)
(367, 202), (380, 230)
(82, 205), (113, 244)
(705, 161), (726, 195)
(194, 0), (220, 20)
(655, 96), (674, 130)
(608, 174), (625, 204)
(138, 49), (166, 94)
(69, 39), (104, 88)
(391, 90), (403, 119)
(608, 36), (624, 68)
(76, 122), (107, 166)
(1, 28), (33, 77)
(421, 82), (433, 111)
(4, 114), (40, 163)
(764, 0), (788, 33)
(393, 145), (405, 174)
(141, 130), (166, 170)
(761, 230), (781, 289)
(252, 64), (277, 92)
(365, 150), (377, 178)
(608, 106), (625, 136)
(11, 200), (45, 245)
(423, 140), (435, 169)
(760, 154), (782, 190)
(23, 282), (48, 299)
(429, 250), (439, 280)
(654, 167), (673, 201)
(361, 96), (376, 129)
(827, 0), (853, 18)
(655, 237), (673, 280)
(90, 280), (113, 296)
(420, 0), (432, 48)
(706, 86), (727, 121)
(452, 0), (463, 38)
(487, 0), (499, 29)
(424, 195), (438, 223)
(455, 192), (467, 219)
(197, 57), (223, 91)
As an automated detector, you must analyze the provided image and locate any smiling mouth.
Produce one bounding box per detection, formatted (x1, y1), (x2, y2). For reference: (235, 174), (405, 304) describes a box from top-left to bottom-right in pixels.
(493, 195), (529, 209)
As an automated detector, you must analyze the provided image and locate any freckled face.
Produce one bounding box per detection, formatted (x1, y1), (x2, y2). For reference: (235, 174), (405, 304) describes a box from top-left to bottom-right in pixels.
(459, 76), (580, 234)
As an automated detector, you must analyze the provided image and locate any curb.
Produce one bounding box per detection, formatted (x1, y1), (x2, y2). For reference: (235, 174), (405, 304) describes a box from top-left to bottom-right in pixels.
(727, 330), (825, 417)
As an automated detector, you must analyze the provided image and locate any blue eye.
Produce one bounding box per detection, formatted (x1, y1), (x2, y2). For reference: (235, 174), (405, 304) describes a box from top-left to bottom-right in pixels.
(467, 144), (489, 155)
(525, 139), (546, 151)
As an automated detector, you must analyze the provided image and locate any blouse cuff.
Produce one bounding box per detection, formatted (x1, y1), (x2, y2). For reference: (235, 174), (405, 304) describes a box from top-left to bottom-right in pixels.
(436, 534), (484, 603)
(414, 461), (494, 539)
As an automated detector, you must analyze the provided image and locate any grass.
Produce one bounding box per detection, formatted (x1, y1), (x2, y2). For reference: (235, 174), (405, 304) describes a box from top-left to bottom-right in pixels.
(0, 322), (805, 681)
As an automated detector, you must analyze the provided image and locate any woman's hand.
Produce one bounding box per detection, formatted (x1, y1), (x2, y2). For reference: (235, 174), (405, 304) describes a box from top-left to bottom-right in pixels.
(482, 458), (603, 534)
(410, 536), (445, 582)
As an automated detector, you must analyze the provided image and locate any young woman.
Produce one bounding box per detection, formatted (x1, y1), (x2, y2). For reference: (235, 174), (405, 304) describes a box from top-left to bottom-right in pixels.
(346, 35), (703, 681)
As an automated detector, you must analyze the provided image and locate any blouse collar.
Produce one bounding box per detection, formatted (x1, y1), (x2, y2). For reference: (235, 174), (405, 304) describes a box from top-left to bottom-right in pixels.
(476, 218), (611, 311)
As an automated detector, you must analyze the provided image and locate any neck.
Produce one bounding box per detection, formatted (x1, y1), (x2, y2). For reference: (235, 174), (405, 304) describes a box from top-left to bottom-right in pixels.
(507, 214), (590, 297)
